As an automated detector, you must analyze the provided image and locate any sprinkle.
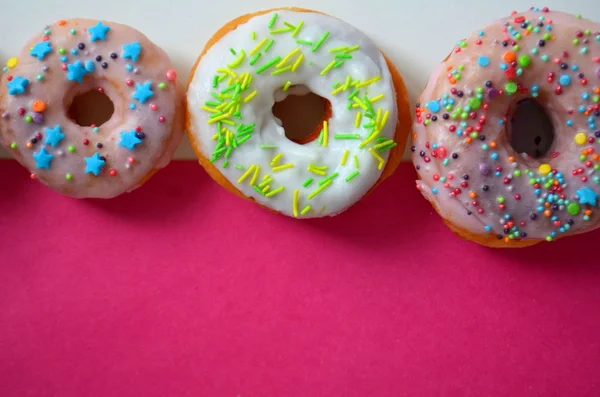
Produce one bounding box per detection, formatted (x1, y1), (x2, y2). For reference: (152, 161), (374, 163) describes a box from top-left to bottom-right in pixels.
(353, 155), (359, 168)
(249, 165), (260, 185)
(322, 121), (329, 147)
(227, 50), (246, 68)
(293, 189), (299, 217)
(355, 76), (381, 88)
(251, 32), (256, 40)
(292, 21), (304, 37)
(341, 150), (350, 166)
(271, 153), (283, 166)
(272, 163), (294, 172)
(283, 81), (292, 91)
(370, 94), (385, 103)
(260, 144), (277, 149)
(345, 45), (360, 53)
(291, 54), (304, 71)
(265, 39), (275, 52)
(319, 172), (339, 185)
(256, 56), (281, 74)
(308, 180), (333, 199)
(312, 32), (330, 52)
(250, 38), (268, 55)
(271, 66), (292, 75)
(574, 132), (587, 145)
(538, 164), (552, 175)
(300, 205), (311, 215)
(308, 167), (326, 176)
(271, 27), (294, 34)
(296, 39), (312, 45)
(334, 134), (360, 139)
(477, 56), (490, 67)
(345, 171), (360, 182)
(303, 178), (313, 187)
(268, 13), (278, 29)
(265, 186), (284, 197)
(276, 49), (300, 68)
(244, 90), (258, 103)
(237, 164), (256, 183)
(368, 148), (385, 169)
(355, 112), (362, 128)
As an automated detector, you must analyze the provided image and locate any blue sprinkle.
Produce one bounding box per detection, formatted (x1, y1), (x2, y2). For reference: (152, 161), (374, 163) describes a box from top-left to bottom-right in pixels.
(566, 120), (573, 126)
(432, 143), (438, 149)
(427, 100), (441, 113)
(478, 31), (485, 37)
(537, 206), (544, 212)
(126, 64), (134, 72)
(551, 231), (557, 237)
(129, 103), (136, 109)
(494, 171), (501, 177)
(60, 56), (68, 63)
(478, 56), (490, 67)
(498, 119), (504, 125)
(71, 49), (78, 55)
(484, 225), (492, 231)
(84, 61), (96, 72)
(571, 65), (579, 71)
(582, 92), (590, 100)
(500, 63), (508, 71)
(491, 152), (499, 161)
(559, 75), (571, 86)
(578, 105), (586, 113)
(546, 25), (552, 31)
(531, 85), (539, 92)
(432, 188), (438, 195)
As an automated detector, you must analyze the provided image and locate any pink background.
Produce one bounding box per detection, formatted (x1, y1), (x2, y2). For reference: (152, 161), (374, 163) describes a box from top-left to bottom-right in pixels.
(1, 160), (600, 396)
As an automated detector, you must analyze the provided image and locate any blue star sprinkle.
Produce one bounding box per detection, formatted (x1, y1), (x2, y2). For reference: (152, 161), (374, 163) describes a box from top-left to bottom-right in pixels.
(119, 130), (142, 150)
(132, 81), (154, 104)
(122, 41), (142, 62)
(7, 76), (29, 95)
(30, 41), (53, 60)
(33, 147), (53, 169)
(576, 187), (598, 207)
(88, 21), (110, 42)
(85, 153), (106, 176)
(44, 125), (65, 147)
(66, 61), (89, 83)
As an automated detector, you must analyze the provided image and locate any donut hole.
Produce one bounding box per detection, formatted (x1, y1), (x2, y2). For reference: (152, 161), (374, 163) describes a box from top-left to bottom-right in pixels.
(508, 98), (555, 158)
(272, 86), (331, 144)
(67, 89), (114, 127)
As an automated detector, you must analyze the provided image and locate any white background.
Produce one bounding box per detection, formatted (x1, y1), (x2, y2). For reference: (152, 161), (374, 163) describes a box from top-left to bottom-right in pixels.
(0, 0), (597, 159)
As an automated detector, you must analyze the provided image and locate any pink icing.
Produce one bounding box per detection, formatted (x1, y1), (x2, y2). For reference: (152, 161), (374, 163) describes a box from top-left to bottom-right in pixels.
(0, 19), (184, 198)
(412, 8), (600, 244)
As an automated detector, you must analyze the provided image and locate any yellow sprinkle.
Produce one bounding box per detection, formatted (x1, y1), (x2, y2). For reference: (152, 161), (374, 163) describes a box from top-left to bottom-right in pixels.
(292, 20), (304, 37)
(308, 180), (332, 199)
(359, 129), (380, 148)
(216, 102), (227, 110)
(283, 81), (292, 91)
(250, 165), (260, 185)
(211, 133), (218, 140)
(259, 175), (272, 188)
(216, 68), (236, 77)
(245, 74), (253, 89)
(320, 60), (336, 76)
(329, 46), (348, 53)
(343, 76), (352, 90)
(308, 167), (326, 176)
(262, 185), (270, 193)
(271, 65), (292, 75)
(276, 48), (300, 68)
(354, 155), (359, 168)
(539, 164), (552, 175)
(242, 73), (250, 89)
(341, 150), (349, 166)
(244, 90), (258, 103)
(352, 96), (368, 110)
(221, 119), (235, 126)
(368, 148), (385, 170)
(355, 75), (381, 88)
(331, 84), (346, 95)
(265, 186), (285, 197)
(379, 110), (390, 131)
(293, 189), (299, 218)
(291, 54), (304, 72)
(345, 45), (360, 53)
(370, 94), (385, 103)
(250, 38), (268, 55)
(237, 165), (256, 184)
(207, 110), (233, 124)
(300, 205), (312, 216)
(375, 108), (382, 126)
(574, 132), (587, 145)
(225, 130), (231, 146)
(7, 57), (18, 68)
(308, 164), (327, 170)
(227, 49), (246, 68)
(271, 153), (283, 166)
(272, 163), (294, 172)
(322, 121), (329, 147)
(374, 139), (395, 149)
(355, 112), (362, 128)
(202, 106), (218, 113)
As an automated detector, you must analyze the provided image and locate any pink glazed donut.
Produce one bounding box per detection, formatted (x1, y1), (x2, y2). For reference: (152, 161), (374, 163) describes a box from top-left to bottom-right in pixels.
(0, 19), (184, 198)
(412, 8), (600, 247)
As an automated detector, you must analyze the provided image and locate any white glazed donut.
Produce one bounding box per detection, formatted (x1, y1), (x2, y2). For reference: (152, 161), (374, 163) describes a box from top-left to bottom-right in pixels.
(0, 19), (184, 198)
(186, 8), (410, 218)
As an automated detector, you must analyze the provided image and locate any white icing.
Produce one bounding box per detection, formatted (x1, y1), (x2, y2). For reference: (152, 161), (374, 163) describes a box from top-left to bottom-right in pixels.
(187, 10), (398, 217)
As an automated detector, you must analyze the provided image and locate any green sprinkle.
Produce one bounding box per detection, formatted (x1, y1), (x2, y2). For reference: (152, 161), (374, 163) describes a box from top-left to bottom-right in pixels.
(345, 171), (360, 182)
(333, 60), (344, 68)
(270, 27), (293, 34)
(319, 172), (339, 185)
(320, 60), (336, 75)
(567, 203), (581, 215)
(505, 82), (518, 94)
(68, 145), (76, 153)
(308, 180), (332, 199)
(303, 178), (313, 187)
(249, 53), (262, 66)
(234, 164), (244, 170)
(497, 196), (505, 204)
(59, 48), (66, 55)
(265, 39), (275, 52)
(335, 54), (352, 59)
(353, 155), (359, 168)
(348, 89), (359, 100)
(334, 134), (361, 139)
(271, 66), (292, 75)
(296, 39), (312, 45)
(300, 205), (311, 216)
(65, 173), (73, 180)
(260, 144), (277, 149)
(36, 74), (44, 81)
(251, 32), (256, 40)
(10, 142), (17, 149)
(70, 28), (77, 35)
(268, 13), (278, 28)
(24, 115), (33, 123)
(229, 48), (236, 55)
(223, 160), (229, 168)
(252, 185), (264, 195)
(158, 82), (167, 90)
(518, 54), (531, 67)
(256, 56), (281, 74)
(312, 32), (330, 52)
(345, 45), (360, 53)
(292, 20), (304, 37)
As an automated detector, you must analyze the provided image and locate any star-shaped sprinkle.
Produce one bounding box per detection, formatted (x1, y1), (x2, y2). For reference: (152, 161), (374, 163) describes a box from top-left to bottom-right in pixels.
(66, 61), (89, 83)
(122, 41), (142, 62)
(33, 147), (53, 169)
(30, 41), (53, 60)
(132, 81), (154, 104)
(44, 125), (65, 147)
(7, 76), (29, 95)
(88, 21), (110, 42)
(119, 130), (142, 150)
(85, 152), (105, 176)
(576, 187), (598, 207)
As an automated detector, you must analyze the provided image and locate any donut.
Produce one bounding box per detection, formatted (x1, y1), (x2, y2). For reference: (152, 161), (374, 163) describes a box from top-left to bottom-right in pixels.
(0, 19), (184, 198)
(186, 8), (411, 218)
(412, 7), (600, 247)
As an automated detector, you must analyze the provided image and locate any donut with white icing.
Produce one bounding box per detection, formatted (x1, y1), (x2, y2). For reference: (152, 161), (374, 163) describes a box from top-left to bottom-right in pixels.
(0, 19), (184, 198)
(186, 8), (411, 218)
(412, 7), (600, 247)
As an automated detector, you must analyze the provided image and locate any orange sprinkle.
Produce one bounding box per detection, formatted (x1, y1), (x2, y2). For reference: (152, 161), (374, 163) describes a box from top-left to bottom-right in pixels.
(544, 202), (551, 208)
(446, 65), (453, 71)
(503, 51), (516, 62)
(593, 154), (600, 161)
(594, 88), (600, 94)
(523, 30), (531, 36)
(449, 78), (456, 84)
(469, 192), (477, 199)
(32, 100), (46, 113)
(508, 156), (515, 163)
(504, 237), (510, 243)
(58, 20), (67, 26)
(544, 210), (552, 217)
(465, 137), (472, 144)
(490, 141), (497, 148)
(585, 210), (593, 216)
(26, 142), (33, 149)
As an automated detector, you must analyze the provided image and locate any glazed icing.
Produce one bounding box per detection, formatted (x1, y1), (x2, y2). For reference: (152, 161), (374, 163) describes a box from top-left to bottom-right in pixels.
(187, 10), (398, 217)
(0, 19), (184, 198)
(413, 8), (600, 243)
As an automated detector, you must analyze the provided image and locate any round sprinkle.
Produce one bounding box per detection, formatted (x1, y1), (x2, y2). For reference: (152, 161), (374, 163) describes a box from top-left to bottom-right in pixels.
(68, 145), (76, 153)
(539, 164), (552, 175)
(567, 202), (581, 215)
(504, 82), (518, 94)
(32, 100), (46, 113)
(7, 57), (18, 68)
(518, 54), (531, 67)
(427, 101), (441, 113)
(559, 74), (572, 86)
(65, 173), (73, 180)
(574, 132), (587, 145)
(166, 69), (177, 81)
(477, 56), (490, 67)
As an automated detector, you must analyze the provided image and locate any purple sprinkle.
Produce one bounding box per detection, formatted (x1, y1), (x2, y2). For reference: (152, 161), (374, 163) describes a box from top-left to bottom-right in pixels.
(31, 112), (44, 124)
(479, 163), (492, 176)
(1, 112), (9, 119)
(596, 68), (600, 78)
(41, 65), (49, 72)
(487, 88), (499, 99)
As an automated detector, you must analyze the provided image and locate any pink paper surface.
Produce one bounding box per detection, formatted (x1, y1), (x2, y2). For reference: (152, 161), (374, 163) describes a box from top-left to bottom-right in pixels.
(1, 160), (600, 396)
